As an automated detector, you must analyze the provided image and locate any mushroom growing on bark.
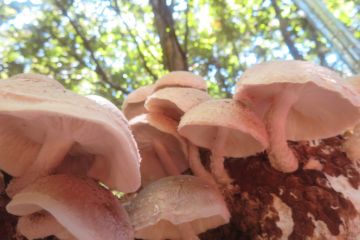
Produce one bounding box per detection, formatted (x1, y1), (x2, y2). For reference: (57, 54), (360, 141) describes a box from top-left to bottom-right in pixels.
(342, 75), (360, 163)
(179, 99), (268, 184)
(7, 174), (133, 240)
(145, 87), (211, 121)
(122, 84), (155, 120)
(126, 175), (230, 240)
(154, 71), (207, 91)
(0, 73), (140, 196)
(234, 60), (360, 173)
(129, 113), (188, 185)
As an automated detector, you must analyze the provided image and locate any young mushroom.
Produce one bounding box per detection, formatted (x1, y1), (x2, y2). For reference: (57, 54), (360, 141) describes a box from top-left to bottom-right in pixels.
(6, 174), (133, 240)
(154, 71), (207, 91)
(126, 175), (230, 240)
(145, 87), (211, 122)
(129, 113), (188, 185)
(122, 84), (155, 120)
(234, 60), (360, 173)
(0, 73), (140, 196)
(179, 99), (268, 185)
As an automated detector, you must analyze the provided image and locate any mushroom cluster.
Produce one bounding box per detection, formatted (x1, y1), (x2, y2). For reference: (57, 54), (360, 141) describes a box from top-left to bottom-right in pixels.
(1, 61), (360, 240)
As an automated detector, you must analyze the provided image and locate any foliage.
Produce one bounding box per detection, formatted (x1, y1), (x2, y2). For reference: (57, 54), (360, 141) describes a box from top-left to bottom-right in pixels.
(0, 0), (359, 106)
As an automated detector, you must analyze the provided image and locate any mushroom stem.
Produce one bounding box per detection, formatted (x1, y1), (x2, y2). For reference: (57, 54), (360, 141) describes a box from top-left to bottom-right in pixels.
(153, 140), (181, 175)
(266, 88), (299, 172)
(6, 133), (73, 197)
(210, 128), (233, 184)
(188, 143), (217, 187)
(152, 142), (201, 240)
(178, 222), (200, 240)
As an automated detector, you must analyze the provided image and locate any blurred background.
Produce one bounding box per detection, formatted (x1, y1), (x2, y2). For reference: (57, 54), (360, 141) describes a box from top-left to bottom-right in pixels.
(0, 0), (359, 105)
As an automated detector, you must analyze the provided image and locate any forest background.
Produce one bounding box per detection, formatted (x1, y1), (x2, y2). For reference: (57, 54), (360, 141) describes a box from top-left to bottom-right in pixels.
(1, 0), (359, 106)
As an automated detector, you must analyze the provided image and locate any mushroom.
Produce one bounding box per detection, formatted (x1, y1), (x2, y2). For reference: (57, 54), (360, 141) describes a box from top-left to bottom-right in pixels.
(234, 60), (360, 173)
(0, 171), (4, 193)
(342, 75), (360, 163)
(126, 175), (230, 240)
(178, 99), (268, 184)
(122, 84), (155, 120)
(0, 73), (140, 196)
(17, 211), (76, 240)
(145, 87), (211, 121)
(154, 71), (207, 91)
(129, 113), (188, 185)
(6, 174), (134, 240)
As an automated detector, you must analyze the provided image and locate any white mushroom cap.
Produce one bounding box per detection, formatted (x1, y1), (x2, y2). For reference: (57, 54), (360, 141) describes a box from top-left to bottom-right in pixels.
(122, 85), (155, 120)
(0, 74), (140, 193)
(17, 211), (76, 240)
(129, 113), (188, 185)
(6, 174), (134, 240)
(126, 175), (230, 239)
(178, 99), (268, 157)
(145, 87), (212, 121)
(154, 71), (207, 91)
(234, 60), (360, 141)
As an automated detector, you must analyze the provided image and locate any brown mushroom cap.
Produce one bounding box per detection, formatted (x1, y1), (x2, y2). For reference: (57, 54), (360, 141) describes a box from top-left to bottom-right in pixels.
(126, 175), (230, 239)
(178, 99), (268, 157)
(6, 174), (133, 240)
(145, 87), (212, 121)
(129, 113), (188, 185)
(122, 85), (155, 120)
(154, 71), (207, 91)
(0, 74), (140, 193)
(234, 60), (360, 141)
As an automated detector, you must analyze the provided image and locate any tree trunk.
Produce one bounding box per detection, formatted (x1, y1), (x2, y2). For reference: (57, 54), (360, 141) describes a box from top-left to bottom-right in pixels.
(293, 0), (360, 73)
(150, 0), (188, 71)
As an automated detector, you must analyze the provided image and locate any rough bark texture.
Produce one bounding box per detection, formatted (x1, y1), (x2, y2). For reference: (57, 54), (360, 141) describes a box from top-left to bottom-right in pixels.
(150, 0), (188, 71)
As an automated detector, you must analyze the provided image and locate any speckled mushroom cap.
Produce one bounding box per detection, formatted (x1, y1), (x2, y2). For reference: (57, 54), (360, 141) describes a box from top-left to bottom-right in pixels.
(145, 87), (212, 121)
(129, 113), (188, 185)
(122, 85), (155, 120)
(17, 211), (76, 240)
(234, 60), (360, 141)
(6, 174), (133, 240)
(178, 99), (268, 157)
(0, 73), (140, 193)
(126, 175), (230, 239)
(154, 71), (207, 91)
(346, 75), (360, 93)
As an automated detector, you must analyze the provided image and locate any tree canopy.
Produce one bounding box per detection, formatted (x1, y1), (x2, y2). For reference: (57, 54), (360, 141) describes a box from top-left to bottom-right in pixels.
(0, 0), (359, 106)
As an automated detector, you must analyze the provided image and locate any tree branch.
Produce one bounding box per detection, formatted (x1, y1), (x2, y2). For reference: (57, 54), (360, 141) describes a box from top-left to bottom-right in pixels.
(150, 0), (188, 71)
(307, 21), (329, 67)
(54, 0), (129, 94)
(112, 0), (158, 81)
(183, 0), (190, 55)
(271, 0), (304, 60)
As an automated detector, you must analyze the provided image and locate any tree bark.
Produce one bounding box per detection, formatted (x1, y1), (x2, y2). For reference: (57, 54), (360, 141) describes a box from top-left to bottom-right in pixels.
(150, 0), (188, 71)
